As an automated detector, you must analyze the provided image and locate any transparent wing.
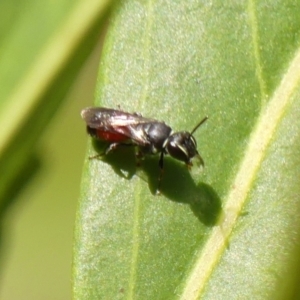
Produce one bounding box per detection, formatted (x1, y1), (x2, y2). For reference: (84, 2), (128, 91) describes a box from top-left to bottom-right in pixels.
(81, 107), (165, 146)
(81, 107), (156, 128)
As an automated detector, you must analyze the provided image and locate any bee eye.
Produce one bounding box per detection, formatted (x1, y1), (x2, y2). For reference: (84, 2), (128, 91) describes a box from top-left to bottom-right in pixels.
(167, 141), (189, 162)
(165, 132), (198, 164)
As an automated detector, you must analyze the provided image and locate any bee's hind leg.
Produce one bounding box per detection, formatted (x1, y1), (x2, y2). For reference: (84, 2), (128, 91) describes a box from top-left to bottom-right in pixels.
(89, 143), (121, 160)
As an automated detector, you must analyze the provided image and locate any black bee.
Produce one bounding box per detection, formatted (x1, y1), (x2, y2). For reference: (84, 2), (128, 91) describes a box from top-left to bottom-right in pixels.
(81, 107), (207, 192)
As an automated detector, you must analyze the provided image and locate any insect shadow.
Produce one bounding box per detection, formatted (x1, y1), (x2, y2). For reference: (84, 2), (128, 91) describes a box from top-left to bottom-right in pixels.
(140, 156), (222, 226)
(91, 140), (222, 226)
(91, 140), (137, 179)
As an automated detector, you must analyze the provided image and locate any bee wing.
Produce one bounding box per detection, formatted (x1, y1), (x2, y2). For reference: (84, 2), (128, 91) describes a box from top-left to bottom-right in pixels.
(81, 107), (155, 129)
(81, 107), (159, 146)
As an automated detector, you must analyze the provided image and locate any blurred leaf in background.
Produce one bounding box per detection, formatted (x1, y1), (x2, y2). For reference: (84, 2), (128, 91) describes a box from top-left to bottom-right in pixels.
(74, 0), (300, 299)
(0, 0), (115, 299)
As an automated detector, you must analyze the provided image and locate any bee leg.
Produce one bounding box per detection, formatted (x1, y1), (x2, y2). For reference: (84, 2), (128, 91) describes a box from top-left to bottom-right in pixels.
(195, 152), (205, 168)
(105, 143), (120, 155)
(88, 143), (120, 160)
(156, 151), (165, 195)
(135, 150), (145, 167)
(88, 153), (103, 160)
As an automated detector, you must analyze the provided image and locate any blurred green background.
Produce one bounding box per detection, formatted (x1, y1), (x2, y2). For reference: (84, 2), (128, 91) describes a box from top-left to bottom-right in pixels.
(0, 0), (112, 298)
(0, 40), (101, 300)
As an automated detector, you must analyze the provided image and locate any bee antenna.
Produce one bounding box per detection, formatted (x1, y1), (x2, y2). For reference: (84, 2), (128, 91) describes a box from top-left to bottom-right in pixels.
(191, 116), (208, 135)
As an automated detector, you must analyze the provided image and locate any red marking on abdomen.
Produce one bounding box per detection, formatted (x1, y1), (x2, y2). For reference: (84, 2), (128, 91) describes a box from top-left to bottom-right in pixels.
(96, 130), (129, 142)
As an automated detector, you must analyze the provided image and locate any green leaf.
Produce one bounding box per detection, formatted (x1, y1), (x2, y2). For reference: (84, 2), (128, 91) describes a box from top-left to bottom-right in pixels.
(74, 1), (300, 299)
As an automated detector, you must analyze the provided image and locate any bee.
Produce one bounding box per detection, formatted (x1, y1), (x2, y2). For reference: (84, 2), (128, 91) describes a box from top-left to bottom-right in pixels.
(81, 107), (207, 192)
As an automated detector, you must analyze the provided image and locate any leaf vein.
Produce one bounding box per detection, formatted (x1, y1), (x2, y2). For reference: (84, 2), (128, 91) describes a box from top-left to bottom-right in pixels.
(179, 47), (300, 300)
(248, 0), (267, 105)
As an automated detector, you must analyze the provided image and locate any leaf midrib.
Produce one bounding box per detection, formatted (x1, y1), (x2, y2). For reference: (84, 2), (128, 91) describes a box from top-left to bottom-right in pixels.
(248, 0), (267, 104)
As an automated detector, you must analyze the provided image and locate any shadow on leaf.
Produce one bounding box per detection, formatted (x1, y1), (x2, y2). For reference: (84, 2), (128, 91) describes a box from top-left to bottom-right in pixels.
(91, 139), (137, 179)
(90, 140), (222, 226)
(141, 157), (222, 226)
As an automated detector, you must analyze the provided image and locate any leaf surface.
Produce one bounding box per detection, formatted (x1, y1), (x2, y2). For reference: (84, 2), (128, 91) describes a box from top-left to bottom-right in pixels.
(74, 1), (300, 299)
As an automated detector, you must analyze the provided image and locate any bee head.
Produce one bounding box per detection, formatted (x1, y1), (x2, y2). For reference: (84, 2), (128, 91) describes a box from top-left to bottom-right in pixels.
(164, 132), (199, 165)
(163, 116), (208, 166)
